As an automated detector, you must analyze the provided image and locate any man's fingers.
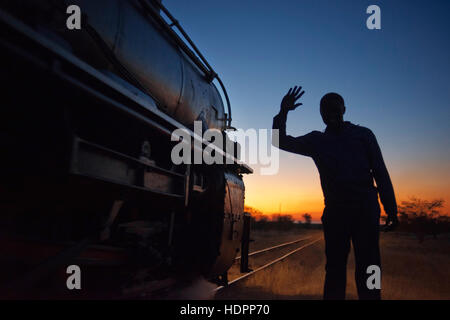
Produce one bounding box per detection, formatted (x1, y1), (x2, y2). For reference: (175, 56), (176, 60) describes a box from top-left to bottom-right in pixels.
(292, 86), (298, 96)
(294, 103), (302, 108)
(384, 215), (399, 232)
(287, 86), (304, 97)
(296, 90), (305, 100)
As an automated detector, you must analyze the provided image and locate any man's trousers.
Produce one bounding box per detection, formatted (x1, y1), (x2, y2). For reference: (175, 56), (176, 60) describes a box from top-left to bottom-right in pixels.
(321, 201), (381, 300)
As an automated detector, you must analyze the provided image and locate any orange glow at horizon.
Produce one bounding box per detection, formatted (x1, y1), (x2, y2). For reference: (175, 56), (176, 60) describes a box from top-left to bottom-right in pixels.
(243, 151), (450, 222)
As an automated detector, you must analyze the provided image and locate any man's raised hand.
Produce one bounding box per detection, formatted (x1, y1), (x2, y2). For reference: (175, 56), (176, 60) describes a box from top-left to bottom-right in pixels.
(280, 86), (305, 114)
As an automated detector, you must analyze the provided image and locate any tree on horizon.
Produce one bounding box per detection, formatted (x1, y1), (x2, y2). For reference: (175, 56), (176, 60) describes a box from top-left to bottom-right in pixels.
(302, 213), (312, 228)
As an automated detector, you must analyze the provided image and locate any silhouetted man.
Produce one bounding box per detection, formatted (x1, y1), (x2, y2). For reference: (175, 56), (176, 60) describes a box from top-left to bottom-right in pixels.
(272, 86), (399, 300)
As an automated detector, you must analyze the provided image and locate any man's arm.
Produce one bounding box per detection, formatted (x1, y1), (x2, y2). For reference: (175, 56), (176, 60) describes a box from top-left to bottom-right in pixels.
(272, 111), (315, 156)
(367, 129), (398, 218)
(272, 86), (316, 157)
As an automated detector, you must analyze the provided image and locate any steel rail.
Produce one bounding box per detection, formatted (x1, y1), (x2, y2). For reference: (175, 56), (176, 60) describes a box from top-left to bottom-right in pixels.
(215, 237), (323, 291)
(234, 236), (312, 260)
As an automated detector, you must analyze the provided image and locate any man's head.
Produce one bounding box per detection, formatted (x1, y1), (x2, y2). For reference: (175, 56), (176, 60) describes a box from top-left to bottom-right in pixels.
(320, 93), (346, 129)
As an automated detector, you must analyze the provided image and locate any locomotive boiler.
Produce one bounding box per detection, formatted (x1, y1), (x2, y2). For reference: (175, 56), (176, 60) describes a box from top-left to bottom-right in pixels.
(0, 0), (252, 298)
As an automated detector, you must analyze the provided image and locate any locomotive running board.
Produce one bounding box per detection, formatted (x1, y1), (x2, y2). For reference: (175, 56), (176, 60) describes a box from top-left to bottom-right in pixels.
(70, 136), (186, 199)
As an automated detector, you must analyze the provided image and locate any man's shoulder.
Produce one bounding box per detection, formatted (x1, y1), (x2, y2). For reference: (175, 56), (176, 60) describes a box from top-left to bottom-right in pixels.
(307, 130), (324, 139)
(346, 122), (374, 137)
(292, 130), (323, 144)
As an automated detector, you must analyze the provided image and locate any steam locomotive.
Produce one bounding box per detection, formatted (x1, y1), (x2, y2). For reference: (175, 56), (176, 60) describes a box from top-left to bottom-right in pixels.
(0, 0), (252, 297)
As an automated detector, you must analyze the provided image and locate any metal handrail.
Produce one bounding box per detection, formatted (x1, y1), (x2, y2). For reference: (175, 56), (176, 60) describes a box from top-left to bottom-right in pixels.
(140, 0), (233, 128)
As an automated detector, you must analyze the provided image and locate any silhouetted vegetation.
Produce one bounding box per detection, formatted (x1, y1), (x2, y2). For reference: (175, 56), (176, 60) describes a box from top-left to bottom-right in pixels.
(244, 206), (321, 231)
(385, 198), (450, 242)
(250, 214), (301, 231)
(302, 213), (312, 228)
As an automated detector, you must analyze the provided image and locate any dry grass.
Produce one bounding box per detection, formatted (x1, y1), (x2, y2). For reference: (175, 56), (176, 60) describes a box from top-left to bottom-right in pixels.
(379, 233), (450, 299)
(216, 232), (450, 300)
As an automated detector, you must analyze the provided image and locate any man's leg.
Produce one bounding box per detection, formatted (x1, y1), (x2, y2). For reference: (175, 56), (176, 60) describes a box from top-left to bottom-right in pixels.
(322, 207), (351, 300)
(351, 204), (381, 300)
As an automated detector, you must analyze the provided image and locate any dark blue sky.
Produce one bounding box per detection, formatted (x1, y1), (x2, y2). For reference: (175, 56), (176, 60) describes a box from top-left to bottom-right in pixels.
(164, 0), (450, 212)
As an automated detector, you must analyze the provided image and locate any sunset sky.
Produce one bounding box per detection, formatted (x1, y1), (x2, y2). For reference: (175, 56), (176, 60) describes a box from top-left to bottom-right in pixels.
(165, 0), (450, 220)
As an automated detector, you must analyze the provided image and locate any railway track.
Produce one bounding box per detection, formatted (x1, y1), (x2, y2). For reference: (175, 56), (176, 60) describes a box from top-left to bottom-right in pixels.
(16, 234), (322, 298)
(234, 236), (312, 261)
(215, 237), (323, 292)
(121, 235), (323, 298)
